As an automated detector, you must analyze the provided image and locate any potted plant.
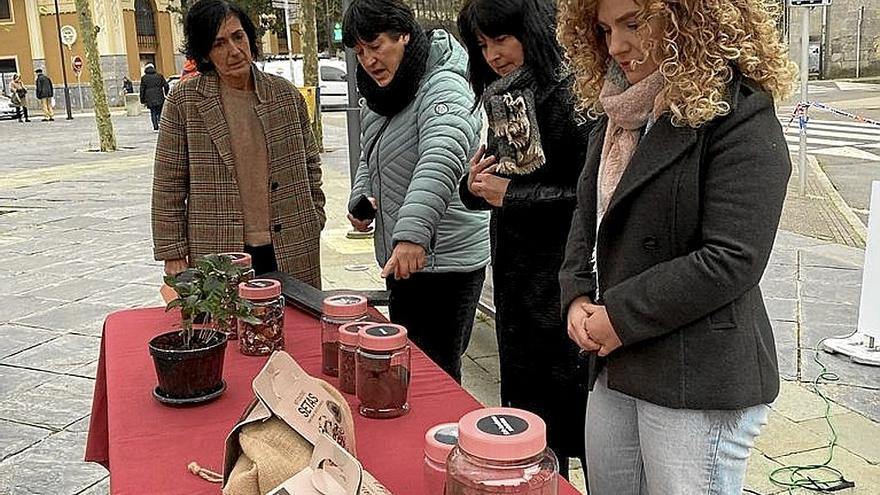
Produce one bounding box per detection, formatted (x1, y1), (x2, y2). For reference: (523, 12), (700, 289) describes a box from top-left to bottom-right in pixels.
(148, 254), (258, 404)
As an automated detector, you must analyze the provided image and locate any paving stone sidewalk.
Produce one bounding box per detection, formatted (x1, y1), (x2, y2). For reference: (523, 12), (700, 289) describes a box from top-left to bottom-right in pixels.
(0, 112), (877, 495)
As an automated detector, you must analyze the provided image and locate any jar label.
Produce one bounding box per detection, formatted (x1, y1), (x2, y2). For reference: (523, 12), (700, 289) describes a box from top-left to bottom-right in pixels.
(365, 325), (400, 337)
(476, 414), (529, 436)
(341, 322), (371, 334)
(433, 425), (458, 445)
(328, 295), (364, 306)
(246, 280), (275, 288)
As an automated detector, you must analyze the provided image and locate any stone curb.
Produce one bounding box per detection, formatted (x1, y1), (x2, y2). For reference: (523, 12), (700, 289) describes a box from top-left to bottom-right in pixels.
(808, 154), (868, 245)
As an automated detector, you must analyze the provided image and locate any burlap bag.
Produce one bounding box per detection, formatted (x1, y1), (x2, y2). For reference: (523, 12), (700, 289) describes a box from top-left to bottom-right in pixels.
(222, 352), (361, 495)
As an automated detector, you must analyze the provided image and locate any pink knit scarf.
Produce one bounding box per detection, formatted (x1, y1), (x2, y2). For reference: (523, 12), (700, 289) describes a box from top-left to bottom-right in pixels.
(597, 70), (666, 216)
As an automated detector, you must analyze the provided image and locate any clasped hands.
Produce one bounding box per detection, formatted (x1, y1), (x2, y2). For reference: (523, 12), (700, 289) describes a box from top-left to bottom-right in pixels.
(566, 295), (623, 357)
(467, 145), (510, 207)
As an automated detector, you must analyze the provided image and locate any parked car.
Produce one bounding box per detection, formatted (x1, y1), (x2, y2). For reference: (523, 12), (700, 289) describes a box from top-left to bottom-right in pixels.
(0, 94), (17, 120)
(257, 57), (349, 110)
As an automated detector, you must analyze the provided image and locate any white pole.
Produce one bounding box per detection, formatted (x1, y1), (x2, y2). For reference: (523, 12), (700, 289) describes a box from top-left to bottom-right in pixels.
(284, 0), (295, 84)
(77, 72), (84, 111)
(798, 7), (810, 197)
(856, 5), (864, 79)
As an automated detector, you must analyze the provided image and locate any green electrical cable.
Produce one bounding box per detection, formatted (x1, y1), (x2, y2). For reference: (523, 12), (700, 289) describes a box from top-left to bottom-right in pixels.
(768, 336), (856, 492)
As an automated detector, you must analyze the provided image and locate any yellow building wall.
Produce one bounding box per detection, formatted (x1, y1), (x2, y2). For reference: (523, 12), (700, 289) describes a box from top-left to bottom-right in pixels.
(0, 0), (36, 83)
(122, 8), (177, 80)
(38, 12), (89, 84)
(121, 10), (140, 80)
(154, 10), (175, 75)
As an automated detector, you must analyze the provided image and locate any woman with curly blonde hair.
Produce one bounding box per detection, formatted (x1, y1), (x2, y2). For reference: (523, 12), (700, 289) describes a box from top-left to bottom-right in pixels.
(556, 0), (795, 492)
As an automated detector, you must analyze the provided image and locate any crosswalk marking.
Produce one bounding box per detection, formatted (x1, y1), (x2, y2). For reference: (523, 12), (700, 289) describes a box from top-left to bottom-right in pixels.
(779, 117), (880, 162)
(783, 135), (858, 148)
(779, 114), (880, 162)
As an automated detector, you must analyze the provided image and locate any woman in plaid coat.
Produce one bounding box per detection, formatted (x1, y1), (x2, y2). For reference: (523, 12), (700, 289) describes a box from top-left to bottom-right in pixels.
(151, 0), (325, 286)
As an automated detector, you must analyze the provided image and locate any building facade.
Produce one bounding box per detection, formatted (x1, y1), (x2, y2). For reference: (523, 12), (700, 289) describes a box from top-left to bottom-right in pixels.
(785, 1), (879, 79)
(0, 0), (188, 108)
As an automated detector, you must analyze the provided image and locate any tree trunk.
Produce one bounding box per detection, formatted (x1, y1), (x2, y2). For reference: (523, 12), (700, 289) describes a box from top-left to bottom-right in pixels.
(75, 0), (116, 152)
(301, 0), (323, 151)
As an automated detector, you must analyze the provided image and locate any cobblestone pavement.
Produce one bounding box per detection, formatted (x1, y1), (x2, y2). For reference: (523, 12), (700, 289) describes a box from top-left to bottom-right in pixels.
(0, 108), (878, 495)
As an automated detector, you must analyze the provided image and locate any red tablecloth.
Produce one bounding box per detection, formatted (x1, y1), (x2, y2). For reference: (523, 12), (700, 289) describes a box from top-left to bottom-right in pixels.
(85, 306), (581, 494)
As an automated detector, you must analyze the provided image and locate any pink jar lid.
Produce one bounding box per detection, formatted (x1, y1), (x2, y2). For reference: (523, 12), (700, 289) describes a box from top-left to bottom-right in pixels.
(238, 279), (281, 300)
(358, 323), (408, 352)
(457, 407), (547, 462)
(424, 423), (459, 464)
(322, 294), (368, 318)
(218, 252), (252, 267)
(338, 321), (372, 346)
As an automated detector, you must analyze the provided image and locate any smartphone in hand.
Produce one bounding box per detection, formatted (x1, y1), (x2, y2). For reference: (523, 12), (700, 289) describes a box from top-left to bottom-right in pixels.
(350, 195), (376, 221)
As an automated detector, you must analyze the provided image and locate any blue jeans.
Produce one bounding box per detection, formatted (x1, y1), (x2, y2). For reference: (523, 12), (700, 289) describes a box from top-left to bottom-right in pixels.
(585, 371), (769, 494)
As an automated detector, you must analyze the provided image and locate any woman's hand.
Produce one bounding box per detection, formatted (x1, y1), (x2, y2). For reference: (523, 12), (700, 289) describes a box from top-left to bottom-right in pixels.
(348, 196), (377, 232)
(471, 172), (510, 207)
(381, 241), (426, 280)
(164, 258), (188, 276)
(582, 303), (623, 357)
(567, 296), (601, 352)
(467, 145), (497, 195)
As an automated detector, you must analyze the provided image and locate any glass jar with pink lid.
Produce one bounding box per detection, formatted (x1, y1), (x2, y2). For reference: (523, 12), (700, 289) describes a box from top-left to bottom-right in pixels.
(218, 252), (256, 282)
(337, 320), (373, 395)
(446, 407), (559, 495)
(424, 422), (459, 495)
(321, 294), (369, 377)
(356, 323), (410, 419)
(237, 279), (285, 356)
(216, 252), (255, 340)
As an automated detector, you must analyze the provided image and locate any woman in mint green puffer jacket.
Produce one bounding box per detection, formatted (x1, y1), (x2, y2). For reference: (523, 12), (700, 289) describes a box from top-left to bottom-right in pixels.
(343, 0), (490, 382)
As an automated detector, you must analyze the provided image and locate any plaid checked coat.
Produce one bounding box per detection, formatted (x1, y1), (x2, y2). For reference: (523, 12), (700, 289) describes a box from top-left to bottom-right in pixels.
(151, 67), (326, 287)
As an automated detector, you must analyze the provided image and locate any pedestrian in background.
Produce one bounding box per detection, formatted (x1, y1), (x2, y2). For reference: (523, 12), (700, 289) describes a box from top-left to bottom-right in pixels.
(122, 76), (134, 94)
(140, 63), (169, 131)
(10, 74), (30, 123)
(34, 68), (54, 121)
(343, 0), (490, 383)
(457, 0), (590, 481)
(557, 0), (796, 492)
(152, 0), (326, 283)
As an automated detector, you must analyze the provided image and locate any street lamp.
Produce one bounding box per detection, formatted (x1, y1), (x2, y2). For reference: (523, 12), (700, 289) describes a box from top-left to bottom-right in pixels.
(52, 0), (74, 120)
(324, 0), (333, 53)
(341, 0), (360, 188)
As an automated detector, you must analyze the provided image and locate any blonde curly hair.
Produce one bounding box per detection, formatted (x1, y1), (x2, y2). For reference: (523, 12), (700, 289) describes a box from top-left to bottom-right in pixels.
(557, 0), (797, 128)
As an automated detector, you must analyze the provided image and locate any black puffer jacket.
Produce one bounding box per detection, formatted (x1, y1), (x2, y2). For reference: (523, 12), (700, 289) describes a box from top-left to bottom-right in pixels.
(140, 66), (168, 108)
(460, 73), (592, 459)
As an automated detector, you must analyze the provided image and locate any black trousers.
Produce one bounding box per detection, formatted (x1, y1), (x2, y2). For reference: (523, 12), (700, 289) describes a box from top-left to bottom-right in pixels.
(244, 243), (278, 276)
(15, 106), (29, 121)
(149, 106), (162, 130)
(386, 267), (485, 383)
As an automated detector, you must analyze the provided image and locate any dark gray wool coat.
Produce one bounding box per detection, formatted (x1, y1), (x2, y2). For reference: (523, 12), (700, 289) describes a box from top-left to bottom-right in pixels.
(560, 71), (791, 410)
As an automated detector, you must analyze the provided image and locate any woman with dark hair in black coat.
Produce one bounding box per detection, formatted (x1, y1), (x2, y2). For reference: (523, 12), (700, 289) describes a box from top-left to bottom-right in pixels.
(457, 0), (591, 482)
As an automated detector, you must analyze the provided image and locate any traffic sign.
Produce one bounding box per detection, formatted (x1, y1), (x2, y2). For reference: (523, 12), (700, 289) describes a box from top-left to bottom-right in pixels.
(789, 0), (831, 6)
(271, 0), (300, 19)
(72, 55), (83, 74)
(60, 25), (77, 47)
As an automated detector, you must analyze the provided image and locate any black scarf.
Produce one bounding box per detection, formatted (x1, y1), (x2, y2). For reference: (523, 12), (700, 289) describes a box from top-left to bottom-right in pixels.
(357, 28), (431, 117)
